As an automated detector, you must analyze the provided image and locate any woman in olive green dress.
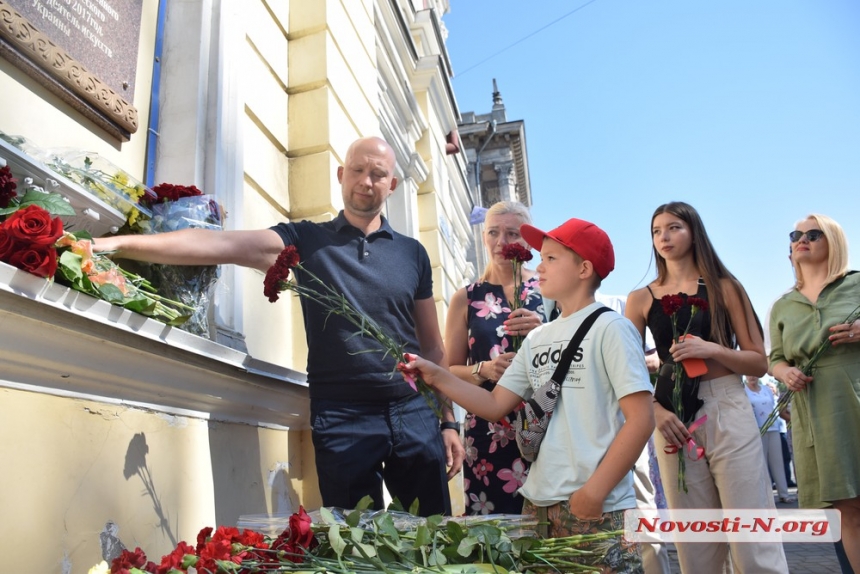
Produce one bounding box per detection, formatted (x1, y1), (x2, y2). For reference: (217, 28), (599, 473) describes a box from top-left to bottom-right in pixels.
(769, 213), (860, 571)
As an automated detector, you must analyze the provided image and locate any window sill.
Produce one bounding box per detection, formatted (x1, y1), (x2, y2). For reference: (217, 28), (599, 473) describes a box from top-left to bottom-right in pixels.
(1, 135), (129, 237)
(0, 261), (309, 429)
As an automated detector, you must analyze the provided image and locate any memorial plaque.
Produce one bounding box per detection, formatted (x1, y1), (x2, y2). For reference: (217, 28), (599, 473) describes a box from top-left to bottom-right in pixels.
(5, 0), (143, 99)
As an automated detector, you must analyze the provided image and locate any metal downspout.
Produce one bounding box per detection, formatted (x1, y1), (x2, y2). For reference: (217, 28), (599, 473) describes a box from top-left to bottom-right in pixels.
(144, 1), (168, 187)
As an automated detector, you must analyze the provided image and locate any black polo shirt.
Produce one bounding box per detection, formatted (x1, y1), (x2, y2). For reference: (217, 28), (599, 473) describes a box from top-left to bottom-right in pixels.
(270, 212), (434, 402)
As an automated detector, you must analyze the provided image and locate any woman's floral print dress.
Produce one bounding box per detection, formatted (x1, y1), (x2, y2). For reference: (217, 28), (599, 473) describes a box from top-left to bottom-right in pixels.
(463, 278), (544, 515)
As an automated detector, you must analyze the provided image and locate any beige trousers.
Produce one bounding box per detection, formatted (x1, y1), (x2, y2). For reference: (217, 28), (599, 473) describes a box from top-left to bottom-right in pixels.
(654, 374), (788, 574)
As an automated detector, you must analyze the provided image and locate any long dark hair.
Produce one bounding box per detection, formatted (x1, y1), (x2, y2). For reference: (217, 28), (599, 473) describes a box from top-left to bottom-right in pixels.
(651, 201), (756, 348)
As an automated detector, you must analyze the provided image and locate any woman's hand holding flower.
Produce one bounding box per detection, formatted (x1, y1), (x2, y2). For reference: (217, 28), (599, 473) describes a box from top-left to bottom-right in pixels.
(776, 364), (812, 392)
(668, 334), (713, 362)
(654, 402), (692, 449)
(829, 319), (860, 346)
(503, 308), (543, 338)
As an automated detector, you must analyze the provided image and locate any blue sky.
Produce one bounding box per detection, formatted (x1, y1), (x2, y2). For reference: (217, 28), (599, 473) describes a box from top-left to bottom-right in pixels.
(442, 0), (860, 318)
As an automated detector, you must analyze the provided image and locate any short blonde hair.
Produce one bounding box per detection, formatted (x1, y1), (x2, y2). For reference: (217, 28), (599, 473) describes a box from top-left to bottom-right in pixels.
(792, 213), (849, 289)
(478, 201), (532, 283)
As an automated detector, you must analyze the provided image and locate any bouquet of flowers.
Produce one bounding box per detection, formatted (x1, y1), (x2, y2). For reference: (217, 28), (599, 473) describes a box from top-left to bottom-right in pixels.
(0, 195), (193, 325)
(44, 151), (156, 228)
(130, 183), (225, 337)
(656, 293), (709, 493)
(98, 498), (625, 573)
(760, 301), (860, 434)
(0, 164), (19, 209)
(500, 243), (534, 352)
(264, 246), (446, 418)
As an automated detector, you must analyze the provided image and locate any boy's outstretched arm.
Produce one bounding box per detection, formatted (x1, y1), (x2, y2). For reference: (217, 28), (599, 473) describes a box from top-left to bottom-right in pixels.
(568, 391), (655, 519)
(402, 354), (523, 422)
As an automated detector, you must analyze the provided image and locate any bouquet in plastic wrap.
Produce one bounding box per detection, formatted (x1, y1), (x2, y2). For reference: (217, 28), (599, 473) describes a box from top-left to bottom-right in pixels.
(42, 149), (156, 228)
(139, 183), (225, 337)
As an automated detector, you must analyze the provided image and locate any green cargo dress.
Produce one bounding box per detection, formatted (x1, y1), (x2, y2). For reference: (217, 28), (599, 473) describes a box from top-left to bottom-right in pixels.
(769, 271), (860, 508)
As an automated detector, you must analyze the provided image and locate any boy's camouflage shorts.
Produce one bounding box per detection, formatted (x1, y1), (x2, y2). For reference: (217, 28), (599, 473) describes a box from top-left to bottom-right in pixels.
(522, 499), (643, 574)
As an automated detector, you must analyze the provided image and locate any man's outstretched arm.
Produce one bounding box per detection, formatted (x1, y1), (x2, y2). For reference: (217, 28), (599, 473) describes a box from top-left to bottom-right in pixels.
(94, 228), (286, 272)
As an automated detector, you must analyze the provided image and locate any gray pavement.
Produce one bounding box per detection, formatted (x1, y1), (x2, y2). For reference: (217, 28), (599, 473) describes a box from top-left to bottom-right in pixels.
(663, 487), (848, 574)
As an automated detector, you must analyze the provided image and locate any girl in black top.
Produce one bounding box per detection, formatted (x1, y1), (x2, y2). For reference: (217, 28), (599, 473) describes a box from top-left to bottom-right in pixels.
(625, 201), (787, 573)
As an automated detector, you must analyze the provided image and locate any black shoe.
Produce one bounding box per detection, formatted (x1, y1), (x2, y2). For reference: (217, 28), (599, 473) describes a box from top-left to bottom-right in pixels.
(787, 481), (797, 488)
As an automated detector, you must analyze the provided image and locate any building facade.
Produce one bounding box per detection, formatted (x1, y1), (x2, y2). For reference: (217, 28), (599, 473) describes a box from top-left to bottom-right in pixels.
(458, 78), (532, 278)
(0, 0), (473, 571)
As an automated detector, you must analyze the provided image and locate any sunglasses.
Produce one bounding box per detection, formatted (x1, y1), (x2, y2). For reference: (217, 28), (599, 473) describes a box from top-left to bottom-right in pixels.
(789, 229), (825, 243)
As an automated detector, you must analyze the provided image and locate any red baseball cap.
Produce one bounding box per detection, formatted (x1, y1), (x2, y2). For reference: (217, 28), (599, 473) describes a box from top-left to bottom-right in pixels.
(520, 218), (615, 279)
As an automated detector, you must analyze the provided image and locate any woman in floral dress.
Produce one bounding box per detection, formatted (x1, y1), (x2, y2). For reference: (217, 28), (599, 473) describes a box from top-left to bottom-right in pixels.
(444, 201), (546, 514)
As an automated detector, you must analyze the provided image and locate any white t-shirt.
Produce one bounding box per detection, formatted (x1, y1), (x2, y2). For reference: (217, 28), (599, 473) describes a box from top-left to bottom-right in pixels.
(596, 292), (656, 352)
(498, 301), (654, 510)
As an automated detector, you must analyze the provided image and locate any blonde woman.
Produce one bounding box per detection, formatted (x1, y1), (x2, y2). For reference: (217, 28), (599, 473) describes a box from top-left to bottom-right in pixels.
(769, 214), (860, 571)
(445, 201), (545, 514)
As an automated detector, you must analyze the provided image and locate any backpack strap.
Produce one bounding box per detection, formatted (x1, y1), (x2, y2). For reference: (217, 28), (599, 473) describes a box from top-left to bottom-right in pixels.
(526, 305), (614, 421)
(549, 306), (614, 386)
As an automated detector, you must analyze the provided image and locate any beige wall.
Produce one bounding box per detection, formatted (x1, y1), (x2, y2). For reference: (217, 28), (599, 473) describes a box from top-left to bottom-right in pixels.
(0, 387), (313, 574)
(0, 1), (473, 570)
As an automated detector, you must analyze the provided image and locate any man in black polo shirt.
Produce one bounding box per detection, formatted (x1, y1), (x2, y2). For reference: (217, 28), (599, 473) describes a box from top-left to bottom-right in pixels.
(96, 136), (465, 516)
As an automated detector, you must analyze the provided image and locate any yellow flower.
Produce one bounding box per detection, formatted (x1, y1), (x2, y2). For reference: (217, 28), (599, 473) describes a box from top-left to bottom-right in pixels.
(110, 171), (129, 188)
(87, 561), (109, 574)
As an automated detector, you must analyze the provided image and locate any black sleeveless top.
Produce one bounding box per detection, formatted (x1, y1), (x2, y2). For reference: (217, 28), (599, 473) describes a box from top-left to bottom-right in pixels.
(646, 279), (727, 364)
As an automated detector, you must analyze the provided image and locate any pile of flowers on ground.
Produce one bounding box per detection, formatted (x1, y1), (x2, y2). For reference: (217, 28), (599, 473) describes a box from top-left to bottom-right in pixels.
(97, 499), (625, 573)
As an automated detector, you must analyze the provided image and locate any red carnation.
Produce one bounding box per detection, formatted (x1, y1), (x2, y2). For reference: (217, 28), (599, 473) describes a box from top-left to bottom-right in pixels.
(148, 182), (203, 205)
(238, 528), (268, 548)
(198, 537), (234, 563)
(264, 245), (300, 302)
(0, 165), (17, 208)
(154, 541), (194, 574)
(660, 294), (685, 317)
(501, 243), (533, 263)
(687, 296), (709, 313)
(196, 526), (214, 553)
(111, 547), (152, 574)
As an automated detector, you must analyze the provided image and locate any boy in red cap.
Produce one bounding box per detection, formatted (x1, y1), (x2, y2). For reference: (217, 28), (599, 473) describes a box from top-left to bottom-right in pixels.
(403, 218), (655, 573)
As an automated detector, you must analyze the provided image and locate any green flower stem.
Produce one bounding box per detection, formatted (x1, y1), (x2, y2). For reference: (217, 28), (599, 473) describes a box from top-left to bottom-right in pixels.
(669, 305), (702, 494)
(115, 268), (197, 312)
(510, 259), (523, 351)
(284, 265), (449, 419)
(760, 303), (860, 435)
